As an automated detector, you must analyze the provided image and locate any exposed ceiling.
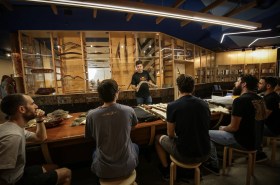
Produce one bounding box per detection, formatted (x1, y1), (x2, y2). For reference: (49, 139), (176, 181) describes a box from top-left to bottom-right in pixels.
(0, 0), (280, 56)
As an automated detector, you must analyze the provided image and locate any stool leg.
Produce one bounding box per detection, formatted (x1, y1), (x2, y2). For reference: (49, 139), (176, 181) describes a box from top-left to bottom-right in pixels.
(223, 147), (228, 175)
(170, 162), (175, 185)
(271, 138), (276, 166)
(228, 148), (233, 166)
(246, 153), (252, 185)
(252, 152), (256, 175)
(194, 167), (200, 185)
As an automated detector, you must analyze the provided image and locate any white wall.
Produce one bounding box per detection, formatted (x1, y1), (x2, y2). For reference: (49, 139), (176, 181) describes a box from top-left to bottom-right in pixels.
(0, 57), (14, 80)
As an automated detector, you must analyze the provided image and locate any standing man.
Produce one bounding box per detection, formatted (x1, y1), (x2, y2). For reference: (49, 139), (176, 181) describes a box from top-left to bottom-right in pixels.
(204, 74), (266, 174)
(0, 93), (71, 185)
(155, 74), (211, 179)
(85, 79), (139, 181)
(257, 76), (280, 159)
(131, 60), (156, 105)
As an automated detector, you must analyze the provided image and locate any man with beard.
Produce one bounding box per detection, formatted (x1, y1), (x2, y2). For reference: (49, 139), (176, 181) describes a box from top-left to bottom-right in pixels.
(203, 74), (266, 175)
(0, 94), (71, 185)
(257, 76), (280, 161)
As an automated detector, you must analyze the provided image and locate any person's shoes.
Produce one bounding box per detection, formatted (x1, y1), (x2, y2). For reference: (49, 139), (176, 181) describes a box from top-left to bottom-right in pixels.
(255, 151), (268, 163)
(202, 163), (220, 176)
(157, 164), (170, 181)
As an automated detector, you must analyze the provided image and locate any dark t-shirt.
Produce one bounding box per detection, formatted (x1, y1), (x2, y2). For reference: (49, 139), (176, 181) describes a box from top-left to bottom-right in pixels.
(131, 71), (151, 98)
(232, 93), (266, 150)
(264, 92), (280, 135)
(166, 95), (211, 158)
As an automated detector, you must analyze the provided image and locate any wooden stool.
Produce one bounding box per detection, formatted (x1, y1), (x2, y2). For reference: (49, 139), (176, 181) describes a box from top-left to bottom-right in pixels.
(99, 170), (137, 185)
(223, 146), (256, 185)
(170, 155), (202, 185)
(266, 136), (280, 166)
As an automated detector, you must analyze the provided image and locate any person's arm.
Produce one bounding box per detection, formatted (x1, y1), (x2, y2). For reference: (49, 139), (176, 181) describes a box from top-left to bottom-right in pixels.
(265, 109), (272, 118)
(167, 121), (176, 138)
(131, 84), (137, 91)
(26, 109), (47, 143)
(219, 115), (241, 132)
(131, 109), (138, 130)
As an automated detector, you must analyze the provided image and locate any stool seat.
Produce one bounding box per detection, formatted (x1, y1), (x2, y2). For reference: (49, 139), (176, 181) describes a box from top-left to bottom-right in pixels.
(99, 170), (137, 185)
(170, 155), (202, 185)
(223, 146), (256, 185)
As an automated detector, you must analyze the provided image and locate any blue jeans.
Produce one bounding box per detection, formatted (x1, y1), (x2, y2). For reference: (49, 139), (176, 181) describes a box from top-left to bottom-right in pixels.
(136, 96), (152, 105)
(207, 130), (242, 168)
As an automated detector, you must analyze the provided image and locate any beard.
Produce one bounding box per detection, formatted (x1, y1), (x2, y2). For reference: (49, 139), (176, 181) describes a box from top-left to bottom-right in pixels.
(257, 87), (266, 94)
(232, 86), (242, 96)
(22, 107), (36, 122)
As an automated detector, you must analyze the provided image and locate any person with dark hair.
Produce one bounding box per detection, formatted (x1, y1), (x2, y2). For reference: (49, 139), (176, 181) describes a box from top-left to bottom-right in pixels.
(274, 77), (280, 95)
(204, 74), (266, 174)
(130, 60), (157, 105)
(0, 75), (17, 99)
(85, 79), (139, 183)
(257, 76), (280, 160)
(155, 74), (211, 180)
(0, 93), (71, 185)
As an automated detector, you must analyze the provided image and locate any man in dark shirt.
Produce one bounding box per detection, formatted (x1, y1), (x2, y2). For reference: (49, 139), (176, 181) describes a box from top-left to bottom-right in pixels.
(258, 76), (280, 135)
(204, 74), (266, 175)
(257, 76), (280, 160)
(131, 60), (156, 105)
(155, 74), (211, 179)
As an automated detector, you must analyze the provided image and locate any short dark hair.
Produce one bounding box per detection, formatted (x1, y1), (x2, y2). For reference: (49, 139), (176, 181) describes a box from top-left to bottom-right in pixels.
(135, 60), (142, 66)
(261, 76), (277, 88)
(240, 74), (258, 91)
(1, 93), (27, 117)
(97, 79), (118, 103)
(176, 74), (195, 93)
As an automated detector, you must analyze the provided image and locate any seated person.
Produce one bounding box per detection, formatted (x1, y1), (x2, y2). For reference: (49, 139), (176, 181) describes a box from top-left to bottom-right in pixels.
(205, 74), (266, 174)
(155, 74), (211, 179)
(0, 93), (71, 185)
(85, 79), (139, 182)
(257, 76), (280, 160)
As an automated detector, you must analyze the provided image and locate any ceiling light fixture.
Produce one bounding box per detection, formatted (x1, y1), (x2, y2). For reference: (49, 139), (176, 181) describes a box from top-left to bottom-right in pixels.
(220, 29), (271, 43)
(248, 36), (280, 47)
(24, 0), (260, 30)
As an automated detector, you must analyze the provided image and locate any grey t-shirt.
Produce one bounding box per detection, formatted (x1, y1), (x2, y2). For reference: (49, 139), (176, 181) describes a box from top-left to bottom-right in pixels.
(0, 122), (34, 184)
(85, 103), (138, 178)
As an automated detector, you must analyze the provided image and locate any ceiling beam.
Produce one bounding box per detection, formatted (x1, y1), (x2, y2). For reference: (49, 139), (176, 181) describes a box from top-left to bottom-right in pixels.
(201, 1), (257, 29)
(0, 0), (13, 11)
(126, 13), (133, 21)
(93, 8), (97, 18)
(22, 0), (261, 29)
(181, 0), (227, 27)
(51, 5), (58, 15)
(156, 0), (185, 24)
(126, 0), (143, 22)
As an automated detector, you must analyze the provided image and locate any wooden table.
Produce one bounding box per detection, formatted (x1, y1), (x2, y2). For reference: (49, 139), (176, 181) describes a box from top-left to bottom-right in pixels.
(27, 113), (166, 164)
(26, 111), (224, 164)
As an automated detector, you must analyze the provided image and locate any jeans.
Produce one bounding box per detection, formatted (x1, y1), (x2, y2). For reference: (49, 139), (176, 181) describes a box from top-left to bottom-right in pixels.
(136, 96), (152, 105)
(207, 130), (242, 168)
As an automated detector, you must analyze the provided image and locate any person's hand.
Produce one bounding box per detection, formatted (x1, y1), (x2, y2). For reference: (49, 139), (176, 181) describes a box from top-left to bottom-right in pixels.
(36, 109), (45, 123)
(219, 126), (225, 131)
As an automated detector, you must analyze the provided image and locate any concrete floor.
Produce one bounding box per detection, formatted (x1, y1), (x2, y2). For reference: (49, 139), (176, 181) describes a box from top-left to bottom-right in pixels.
(71, 143), (280, 185)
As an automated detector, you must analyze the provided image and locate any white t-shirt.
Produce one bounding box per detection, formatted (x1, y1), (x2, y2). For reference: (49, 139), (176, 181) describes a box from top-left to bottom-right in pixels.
(0, 122), (34, 184)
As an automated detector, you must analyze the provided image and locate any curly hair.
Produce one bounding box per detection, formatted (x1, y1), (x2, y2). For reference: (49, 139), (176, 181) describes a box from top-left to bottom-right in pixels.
(176, 74), (195, 93)
(239, 74), (258, 91)
(97, 79), (119, 103)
